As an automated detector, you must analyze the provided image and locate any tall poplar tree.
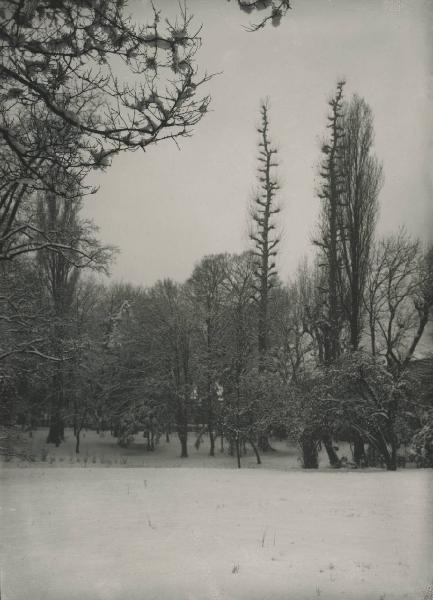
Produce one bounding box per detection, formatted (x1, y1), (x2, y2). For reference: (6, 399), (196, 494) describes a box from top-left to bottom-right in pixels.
(338, 96), (382, 350)
(250, 100), (281, 370)
(316, 80), (345, 365)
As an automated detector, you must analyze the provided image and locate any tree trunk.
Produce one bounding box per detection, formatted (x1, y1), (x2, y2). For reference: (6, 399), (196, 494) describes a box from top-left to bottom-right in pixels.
(249, 438), (261, 465)
(301, 432), (318, 469)
(209, 428), (215, 457)
(424, 443), (433, 468)
(350, 298), (361, 351)
(369, 314), (376, 356)
(176, 399), (188, 458)
(235, 436), (241, 469)
(322, 434), (341, 467)
(178, 431), (188, 458)
(386, 455), (397, 471)
(46, 411), (64, 447)
(353, 434), (366, 467)
(75, 430), (80, 454)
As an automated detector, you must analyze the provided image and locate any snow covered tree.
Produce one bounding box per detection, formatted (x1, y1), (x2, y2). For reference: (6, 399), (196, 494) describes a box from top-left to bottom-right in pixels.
(147, 279), (194, 458)
(0, 256), (55, 433)
(325, 352), (409, 471)
(0, 1), (211, 259)
(37, 191), (113, 445)
(220, 252), (259, 467)
(365, 231), (433, 373)
(236, 0), (292, 31)
(187, 254), (229, 456)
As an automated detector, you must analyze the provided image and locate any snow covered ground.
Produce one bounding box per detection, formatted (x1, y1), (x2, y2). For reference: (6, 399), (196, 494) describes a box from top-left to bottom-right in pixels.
(0, 427), (415, 470)
(2, 427), (337, 470)
(1, 466), (432, 600)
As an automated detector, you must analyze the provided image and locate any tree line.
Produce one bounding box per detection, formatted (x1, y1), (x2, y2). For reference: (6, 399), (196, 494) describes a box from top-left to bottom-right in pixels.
(1, 72), (432, 470)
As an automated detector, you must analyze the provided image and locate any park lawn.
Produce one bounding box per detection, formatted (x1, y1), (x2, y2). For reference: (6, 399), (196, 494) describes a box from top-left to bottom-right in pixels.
(1, 466), (432, 600)
(1, 427), (356, 470)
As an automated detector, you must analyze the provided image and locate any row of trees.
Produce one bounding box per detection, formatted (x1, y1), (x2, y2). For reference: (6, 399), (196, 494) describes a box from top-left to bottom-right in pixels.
(2, 237), (431, 469)
(2, 86), (432, 470)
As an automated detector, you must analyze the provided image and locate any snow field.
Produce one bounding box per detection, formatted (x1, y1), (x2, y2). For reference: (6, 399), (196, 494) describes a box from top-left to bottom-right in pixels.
(1, 468), (432, 600)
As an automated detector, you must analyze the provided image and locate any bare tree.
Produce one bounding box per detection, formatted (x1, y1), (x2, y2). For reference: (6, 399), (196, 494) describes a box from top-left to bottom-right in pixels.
(365, 230), (433, 373)
(250, 100), (281, 370)
(272, 267), (315, 385)
(248, 100), (282, 452)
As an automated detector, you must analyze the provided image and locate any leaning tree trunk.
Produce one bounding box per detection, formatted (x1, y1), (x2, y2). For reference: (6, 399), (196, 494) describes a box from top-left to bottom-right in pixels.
(249, 437), (262, 465)
(322, 434), (341, 467)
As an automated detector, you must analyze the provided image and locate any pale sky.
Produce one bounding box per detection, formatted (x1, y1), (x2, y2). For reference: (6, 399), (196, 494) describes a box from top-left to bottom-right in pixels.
(83, 0), (433, 287)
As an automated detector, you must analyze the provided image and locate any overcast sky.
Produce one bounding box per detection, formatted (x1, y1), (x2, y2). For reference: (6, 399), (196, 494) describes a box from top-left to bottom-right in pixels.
(83, 0), (433, 288)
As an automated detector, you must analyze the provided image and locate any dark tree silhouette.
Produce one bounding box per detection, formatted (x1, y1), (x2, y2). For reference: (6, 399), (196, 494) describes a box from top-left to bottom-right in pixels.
(315, 80), (345, 365)
(338, 95), (382, 351)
